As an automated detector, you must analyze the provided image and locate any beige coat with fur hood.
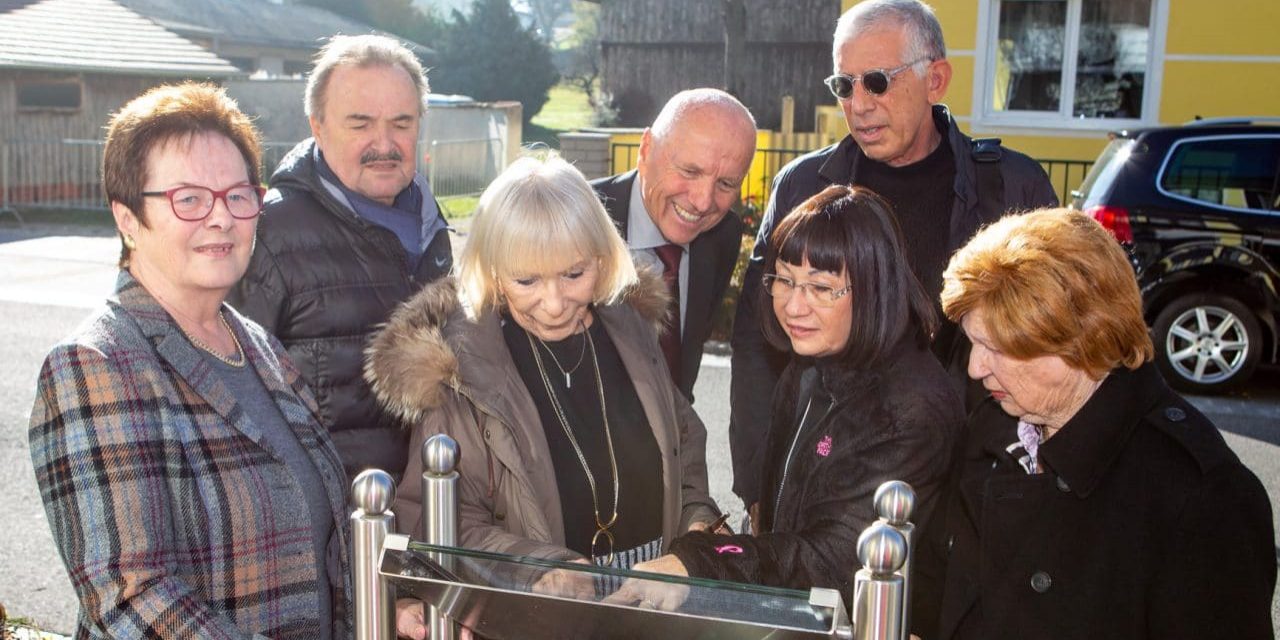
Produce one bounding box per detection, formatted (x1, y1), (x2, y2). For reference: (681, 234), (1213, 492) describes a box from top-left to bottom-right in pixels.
(365, 272), (718, 563)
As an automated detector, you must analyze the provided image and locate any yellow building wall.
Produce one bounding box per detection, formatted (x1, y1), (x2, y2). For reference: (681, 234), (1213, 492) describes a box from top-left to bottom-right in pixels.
(1160, 62), (1280, 123)
(1165, 2), (1280, 56)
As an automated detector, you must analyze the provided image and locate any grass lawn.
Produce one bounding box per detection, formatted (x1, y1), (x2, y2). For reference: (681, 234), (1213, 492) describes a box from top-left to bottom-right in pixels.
(438, 195), (479, 220)
(524, 82), (595, 148)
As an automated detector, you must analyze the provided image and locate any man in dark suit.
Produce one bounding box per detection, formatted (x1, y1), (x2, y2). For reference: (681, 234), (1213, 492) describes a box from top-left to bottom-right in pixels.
(592, 88), (757, 400)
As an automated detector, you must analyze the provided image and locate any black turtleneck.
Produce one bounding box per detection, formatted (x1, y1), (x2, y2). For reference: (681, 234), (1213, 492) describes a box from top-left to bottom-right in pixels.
(854, 123), (956, 305)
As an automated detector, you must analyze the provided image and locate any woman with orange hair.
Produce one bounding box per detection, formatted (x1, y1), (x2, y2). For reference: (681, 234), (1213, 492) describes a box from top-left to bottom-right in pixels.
(912, 208), (1275, 639)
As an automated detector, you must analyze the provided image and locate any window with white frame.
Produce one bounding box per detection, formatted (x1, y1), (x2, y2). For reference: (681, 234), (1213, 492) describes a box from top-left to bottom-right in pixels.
(984, 0), (1155, 123)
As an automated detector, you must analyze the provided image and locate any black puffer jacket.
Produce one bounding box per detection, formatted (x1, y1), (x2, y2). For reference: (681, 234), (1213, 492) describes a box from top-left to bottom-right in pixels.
(228, 139), (452, 479)
(670, 333), (962, 595)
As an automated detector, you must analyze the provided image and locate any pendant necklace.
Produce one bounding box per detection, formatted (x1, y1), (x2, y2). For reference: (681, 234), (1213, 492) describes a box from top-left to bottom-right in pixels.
(532, 321), (588, 388)
(526, 322), (619, 563)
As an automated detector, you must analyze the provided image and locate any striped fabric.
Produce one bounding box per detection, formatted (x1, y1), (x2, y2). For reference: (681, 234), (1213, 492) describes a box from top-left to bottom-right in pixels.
(29, 271), (353, 639)
(592, 537), (663, 597)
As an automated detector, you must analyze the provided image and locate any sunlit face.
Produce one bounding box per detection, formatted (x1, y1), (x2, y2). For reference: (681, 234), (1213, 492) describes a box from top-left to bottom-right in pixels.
(772, 258), (853, 358)
(310, 63), (421, 205)
(834, 27), (951, 167)
(636, 107), (755, 245)
(500, 257), (600, 341)
(113, 132), (258, 304)
(962, 308), (1095, 426)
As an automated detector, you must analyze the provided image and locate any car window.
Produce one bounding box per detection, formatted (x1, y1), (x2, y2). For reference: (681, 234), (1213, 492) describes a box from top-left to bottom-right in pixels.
(1159, 136), (1280, 212)
(1074, 138), (1135, 209)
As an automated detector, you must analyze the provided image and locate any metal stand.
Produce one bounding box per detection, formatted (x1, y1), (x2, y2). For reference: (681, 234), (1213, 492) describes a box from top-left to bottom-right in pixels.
(351, 469), (396, 640)
(851, 522), (907, 640)
(874, 481), (916, 640)
(422, 434), (460, 640)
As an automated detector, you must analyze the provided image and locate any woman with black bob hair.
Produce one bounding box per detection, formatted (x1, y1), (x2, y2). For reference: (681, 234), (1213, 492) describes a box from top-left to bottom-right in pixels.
(616, 185), (964, 603)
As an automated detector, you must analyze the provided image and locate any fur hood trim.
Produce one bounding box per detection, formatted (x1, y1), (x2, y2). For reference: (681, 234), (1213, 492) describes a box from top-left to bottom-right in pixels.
(364, 265), (672, 425)
(364, 278), (463, 425)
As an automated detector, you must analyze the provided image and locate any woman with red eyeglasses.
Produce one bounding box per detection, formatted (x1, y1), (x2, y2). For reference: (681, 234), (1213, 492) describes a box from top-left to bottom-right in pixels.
(28, 83), (365, 639)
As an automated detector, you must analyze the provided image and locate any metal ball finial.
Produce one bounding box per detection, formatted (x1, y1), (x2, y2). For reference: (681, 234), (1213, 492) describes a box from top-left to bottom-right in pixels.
(874, 480), (916, 525)
(857, 522), (907, 575)
(422, 433), (460, 475)
(351, 469), (395, 514)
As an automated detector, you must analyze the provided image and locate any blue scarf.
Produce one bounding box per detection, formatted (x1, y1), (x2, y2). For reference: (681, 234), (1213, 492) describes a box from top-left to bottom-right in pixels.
(315, 149), (443, 267)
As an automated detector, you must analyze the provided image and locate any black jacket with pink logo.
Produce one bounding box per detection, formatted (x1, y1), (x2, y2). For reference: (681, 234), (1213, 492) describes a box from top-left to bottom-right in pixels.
(670, 332), (962, 593)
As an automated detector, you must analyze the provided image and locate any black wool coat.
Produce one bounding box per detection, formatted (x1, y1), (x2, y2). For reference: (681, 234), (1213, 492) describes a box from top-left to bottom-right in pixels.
(911, 363), (1276, 640)
(670, 333), (963, 595)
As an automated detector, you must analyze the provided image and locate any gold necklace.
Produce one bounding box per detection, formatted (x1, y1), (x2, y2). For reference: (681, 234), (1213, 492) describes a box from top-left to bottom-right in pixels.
(533, 321), (588, 388)
(525, 323), (619, 564)
(182, 312), (246, 368)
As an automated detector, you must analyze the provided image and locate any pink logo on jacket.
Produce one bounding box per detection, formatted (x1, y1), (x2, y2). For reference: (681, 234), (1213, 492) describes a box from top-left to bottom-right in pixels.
(816, 435), (833, 457)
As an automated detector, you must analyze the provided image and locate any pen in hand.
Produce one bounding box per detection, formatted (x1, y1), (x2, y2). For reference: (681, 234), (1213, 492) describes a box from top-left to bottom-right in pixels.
(707, 513), (734, 535)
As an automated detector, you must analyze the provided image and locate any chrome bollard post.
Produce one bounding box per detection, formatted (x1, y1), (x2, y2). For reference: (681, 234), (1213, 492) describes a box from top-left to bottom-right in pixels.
(351, 469), (396, 640)
(422, 434), (460, 640)
(851, 522), (907, 640)
(874, 481), (916, 640)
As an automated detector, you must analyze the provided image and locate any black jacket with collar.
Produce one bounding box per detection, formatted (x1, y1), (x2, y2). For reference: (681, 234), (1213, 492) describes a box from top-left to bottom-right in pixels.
(728, 105), (1059, 505)
(228, 138), (452, 480)
(591, 170), (744, 401)
(669, 332), (962, 595)
(912, 362), (1276, 640)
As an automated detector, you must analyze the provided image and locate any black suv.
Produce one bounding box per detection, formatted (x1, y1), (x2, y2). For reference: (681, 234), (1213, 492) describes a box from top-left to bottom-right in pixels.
(1072, 117), (1280, 394)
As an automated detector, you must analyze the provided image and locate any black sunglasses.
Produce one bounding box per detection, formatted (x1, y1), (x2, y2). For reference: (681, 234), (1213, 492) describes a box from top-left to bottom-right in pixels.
(824, 57), (931, 99)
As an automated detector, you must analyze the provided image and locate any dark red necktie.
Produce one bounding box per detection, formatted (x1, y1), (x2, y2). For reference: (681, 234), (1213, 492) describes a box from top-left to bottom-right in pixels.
(653, 243), (683, 388)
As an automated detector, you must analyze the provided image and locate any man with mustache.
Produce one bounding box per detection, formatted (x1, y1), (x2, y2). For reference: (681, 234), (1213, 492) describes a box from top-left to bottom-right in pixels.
(728, 0), (1057, 526)
(592, 89), (757, 401)
(230, 34), (451, 481)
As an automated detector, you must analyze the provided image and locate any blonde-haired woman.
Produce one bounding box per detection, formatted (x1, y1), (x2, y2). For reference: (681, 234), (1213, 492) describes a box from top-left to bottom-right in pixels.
(366, 153), (718, 593)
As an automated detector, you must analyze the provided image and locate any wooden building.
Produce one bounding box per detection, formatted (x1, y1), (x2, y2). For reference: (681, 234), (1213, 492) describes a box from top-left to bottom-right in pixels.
(594, 0), (838, 130)
(0, 0), (241, 209)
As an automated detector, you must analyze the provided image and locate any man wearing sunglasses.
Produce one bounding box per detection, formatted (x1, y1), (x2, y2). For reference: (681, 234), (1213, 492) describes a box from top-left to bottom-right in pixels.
(229, 35), (452, 485)
(728, 0), (1057, 530)
(592, 88), (757, 401)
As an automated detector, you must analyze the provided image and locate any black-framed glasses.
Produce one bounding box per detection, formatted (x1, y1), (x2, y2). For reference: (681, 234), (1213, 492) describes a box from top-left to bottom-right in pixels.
(824, 57), (931, 99)
(763, 274), (852, 308)
(141, 184), (266, 221)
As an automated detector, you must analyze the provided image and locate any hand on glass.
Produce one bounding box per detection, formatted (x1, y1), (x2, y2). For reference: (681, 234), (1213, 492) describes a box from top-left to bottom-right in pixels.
(604, 554), (690, 612)
(531, 558), (595, 600)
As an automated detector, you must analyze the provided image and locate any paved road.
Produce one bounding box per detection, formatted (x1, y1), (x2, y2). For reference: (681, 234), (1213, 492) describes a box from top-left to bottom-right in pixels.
(0, 226), (1275, 633)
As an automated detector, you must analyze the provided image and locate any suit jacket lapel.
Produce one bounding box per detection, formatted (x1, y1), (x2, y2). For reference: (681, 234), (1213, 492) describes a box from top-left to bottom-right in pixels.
(113, 272), (264, 445)
(601, 170), (635, 238)
(682, 236), (716, 377)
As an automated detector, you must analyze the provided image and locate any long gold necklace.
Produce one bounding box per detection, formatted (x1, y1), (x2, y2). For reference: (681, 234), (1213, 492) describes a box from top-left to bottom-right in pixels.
(532, 327), (588, 388)
(182, 312), (246, 368)
(525, 323), (619, 564)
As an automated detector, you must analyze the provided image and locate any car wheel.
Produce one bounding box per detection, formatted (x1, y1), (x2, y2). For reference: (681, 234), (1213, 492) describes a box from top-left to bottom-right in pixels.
(1153, 293), (1261, 394)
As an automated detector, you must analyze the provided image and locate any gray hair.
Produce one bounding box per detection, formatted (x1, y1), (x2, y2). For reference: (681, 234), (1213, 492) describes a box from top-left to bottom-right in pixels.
(305, 34), (430, 120)
(833, 0), (946, 75)
(650, 88), (756, 142)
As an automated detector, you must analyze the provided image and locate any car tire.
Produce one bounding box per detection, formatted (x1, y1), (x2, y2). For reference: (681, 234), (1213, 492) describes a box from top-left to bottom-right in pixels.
(1152, 293), (1261, 394)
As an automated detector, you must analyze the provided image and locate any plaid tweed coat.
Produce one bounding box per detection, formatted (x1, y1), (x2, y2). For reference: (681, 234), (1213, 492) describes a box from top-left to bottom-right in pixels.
(29, 271), (353, 639)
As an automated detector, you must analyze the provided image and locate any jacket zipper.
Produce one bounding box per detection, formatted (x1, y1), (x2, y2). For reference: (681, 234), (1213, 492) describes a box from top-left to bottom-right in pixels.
(773, 397), (814, 524)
